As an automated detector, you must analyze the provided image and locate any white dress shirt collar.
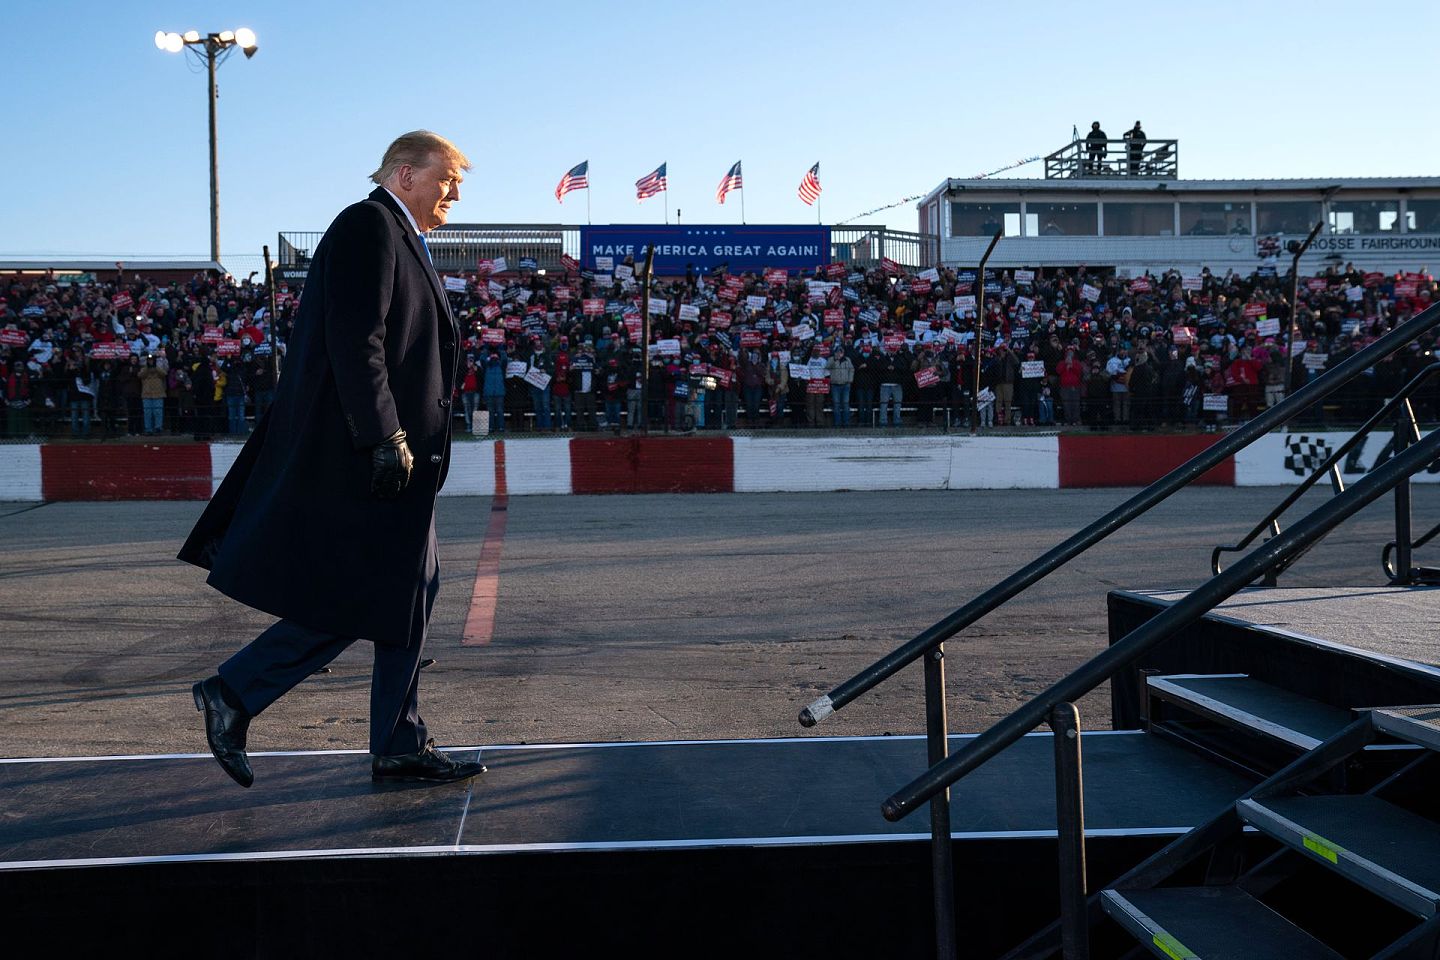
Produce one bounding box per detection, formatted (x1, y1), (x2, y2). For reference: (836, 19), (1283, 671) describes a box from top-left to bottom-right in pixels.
(381, 187), (423, 236)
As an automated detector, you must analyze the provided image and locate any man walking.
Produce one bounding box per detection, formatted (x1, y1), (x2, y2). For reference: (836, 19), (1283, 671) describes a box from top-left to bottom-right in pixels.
(180, 131), (485, 787)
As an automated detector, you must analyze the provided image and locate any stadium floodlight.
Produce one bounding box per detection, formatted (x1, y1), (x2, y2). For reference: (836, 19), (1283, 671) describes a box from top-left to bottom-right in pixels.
(152, 28), (260, 262)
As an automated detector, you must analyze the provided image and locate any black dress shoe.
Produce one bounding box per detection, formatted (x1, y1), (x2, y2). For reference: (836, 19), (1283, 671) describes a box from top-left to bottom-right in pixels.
(372, 739), (486, 784)
(193, 676), (254, 788)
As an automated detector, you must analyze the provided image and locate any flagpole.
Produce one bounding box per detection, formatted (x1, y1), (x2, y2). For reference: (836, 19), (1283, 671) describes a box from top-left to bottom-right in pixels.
(741, 187), (746, 225)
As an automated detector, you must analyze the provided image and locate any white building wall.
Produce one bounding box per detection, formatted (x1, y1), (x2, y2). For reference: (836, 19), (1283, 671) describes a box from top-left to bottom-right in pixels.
(941, 234), (1440, 275)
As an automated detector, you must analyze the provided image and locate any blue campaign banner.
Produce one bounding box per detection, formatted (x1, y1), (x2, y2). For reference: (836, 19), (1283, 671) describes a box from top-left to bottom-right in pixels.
(580, 224), (831, 275)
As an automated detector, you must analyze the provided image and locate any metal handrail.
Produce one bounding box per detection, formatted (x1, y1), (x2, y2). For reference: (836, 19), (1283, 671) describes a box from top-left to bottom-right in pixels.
(1211, 361), (1440, 577)
(881, 425), (1440, 822)
(1384, 518), (1440, 579)
(799, 301), (1440, 730)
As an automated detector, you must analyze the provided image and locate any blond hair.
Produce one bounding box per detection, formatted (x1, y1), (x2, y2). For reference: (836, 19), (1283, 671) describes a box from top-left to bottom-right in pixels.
(369, 131), (470, 185)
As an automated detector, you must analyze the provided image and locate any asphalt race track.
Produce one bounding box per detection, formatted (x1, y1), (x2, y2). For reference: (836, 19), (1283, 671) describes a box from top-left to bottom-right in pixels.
(1, 486), (1432, 757)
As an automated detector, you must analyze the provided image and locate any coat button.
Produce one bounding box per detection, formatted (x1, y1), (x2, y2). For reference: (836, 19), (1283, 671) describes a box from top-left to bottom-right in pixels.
(430, 454), (442, 464)
(438, 398), (451, 408)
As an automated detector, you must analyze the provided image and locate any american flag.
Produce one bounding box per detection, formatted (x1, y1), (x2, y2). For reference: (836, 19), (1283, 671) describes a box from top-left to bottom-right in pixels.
(798, 163), (822, 205)
(555, 160), (588, 203)
(635, 163), (667, 201)
(716, 160), (743, 204)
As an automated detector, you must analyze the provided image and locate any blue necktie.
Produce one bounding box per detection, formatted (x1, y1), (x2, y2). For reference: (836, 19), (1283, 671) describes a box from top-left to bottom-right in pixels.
(417, 232), (433, 264)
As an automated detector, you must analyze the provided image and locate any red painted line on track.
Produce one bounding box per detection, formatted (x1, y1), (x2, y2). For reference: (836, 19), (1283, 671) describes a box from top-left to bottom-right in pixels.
(462, 440), (508, 646)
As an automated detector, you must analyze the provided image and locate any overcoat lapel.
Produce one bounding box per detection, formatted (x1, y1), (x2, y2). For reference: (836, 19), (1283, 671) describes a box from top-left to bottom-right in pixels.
(369, 188), (455, 337)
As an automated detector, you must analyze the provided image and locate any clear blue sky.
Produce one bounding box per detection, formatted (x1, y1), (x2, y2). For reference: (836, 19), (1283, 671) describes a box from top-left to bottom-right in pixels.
(4, 0), (1436, 267)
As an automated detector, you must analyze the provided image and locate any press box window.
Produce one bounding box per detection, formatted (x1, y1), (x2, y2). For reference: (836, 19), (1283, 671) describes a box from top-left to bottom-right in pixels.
(1407, 200), (1440, 233)
(1180, 202), (1252, 236)
(1328, 199), (1401, 234)
(1102, 202), (1175, 237)
(1023, 203), (1098, 236)
(1257, 201), (1322, 236)
(951, 202), (1019, 237)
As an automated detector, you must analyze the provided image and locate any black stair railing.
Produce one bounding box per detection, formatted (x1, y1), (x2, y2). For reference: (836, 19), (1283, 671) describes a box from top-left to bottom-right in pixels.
(899, 428), (1440, 959)
(800, 301), (1440, 734)
(882, 428), (1440, 822)
(1212, 361), (1440, 583)
(796, 301), (1440, 960)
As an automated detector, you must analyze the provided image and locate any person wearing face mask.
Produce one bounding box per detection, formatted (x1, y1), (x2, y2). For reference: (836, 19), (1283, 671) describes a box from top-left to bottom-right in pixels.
(523, 336), (553, 431)
(570, 341), (597, 431)
(603, 355), (625, 431)
(739, 348), (765, 426)
(138, 353), (168, 435)
(481, 345), (508, 433)
(853, 341), (879, 427)
(764, 348), (788, 425)
(825, 340), (855, 427)
(460, 355), (480, 433)
(551, 338), (573, 431)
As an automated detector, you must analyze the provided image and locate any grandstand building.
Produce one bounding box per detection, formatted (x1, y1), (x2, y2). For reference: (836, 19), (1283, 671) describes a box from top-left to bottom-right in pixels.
(916, 137), (1440, 276)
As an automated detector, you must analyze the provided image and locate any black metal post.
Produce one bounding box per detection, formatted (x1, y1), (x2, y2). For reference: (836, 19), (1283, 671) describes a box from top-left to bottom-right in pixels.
(881, 425), (1440, 821)
(1393, 400), (1414, 583)
(970, 229), (1003, 434)
(1050, 703), (1089, 960)
(262, 244), (279, 385)
(1284, 222), (1323, 397)
(923, 644), (957, 960)
(638, 245), (655, 434)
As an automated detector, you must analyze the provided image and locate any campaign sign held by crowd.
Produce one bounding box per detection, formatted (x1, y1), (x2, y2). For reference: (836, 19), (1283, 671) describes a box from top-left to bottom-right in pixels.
(581, 225), (830, 274)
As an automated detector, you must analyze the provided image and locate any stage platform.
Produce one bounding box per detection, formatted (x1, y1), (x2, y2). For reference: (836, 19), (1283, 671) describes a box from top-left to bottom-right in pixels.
(0, 731), (1256, 957)
(0, 730), (1248, 870)
(1131, 585), (1440, 673)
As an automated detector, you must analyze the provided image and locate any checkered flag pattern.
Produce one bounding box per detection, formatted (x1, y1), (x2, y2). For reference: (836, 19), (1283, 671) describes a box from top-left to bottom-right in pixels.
(1284, 436), (1333, 477)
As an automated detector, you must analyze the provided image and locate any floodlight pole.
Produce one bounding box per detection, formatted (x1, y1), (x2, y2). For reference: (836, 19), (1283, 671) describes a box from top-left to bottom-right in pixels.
(970, 229), (1004, 434)
(206, 38), (220, 264)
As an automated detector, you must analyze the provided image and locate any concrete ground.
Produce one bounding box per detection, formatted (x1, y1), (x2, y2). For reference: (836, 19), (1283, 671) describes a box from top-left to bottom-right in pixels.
(0, 485), (1433, 758)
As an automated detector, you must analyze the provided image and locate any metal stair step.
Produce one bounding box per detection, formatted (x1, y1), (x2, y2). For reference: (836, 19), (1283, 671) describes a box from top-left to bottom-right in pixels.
(1373, 706), (1440, 751)
(1101, 886), (1342, 960)
(1238, 794), (1440, 917)
(1147, 674), (1353, 751)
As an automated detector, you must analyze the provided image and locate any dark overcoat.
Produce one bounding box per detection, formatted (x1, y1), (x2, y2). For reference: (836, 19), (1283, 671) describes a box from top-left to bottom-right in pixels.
(178, 188), (460, 647)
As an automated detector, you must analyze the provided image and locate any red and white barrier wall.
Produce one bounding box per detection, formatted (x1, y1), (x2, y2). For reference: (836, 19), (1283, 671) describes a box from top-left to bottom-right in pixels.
(1, 431), (1431, 501)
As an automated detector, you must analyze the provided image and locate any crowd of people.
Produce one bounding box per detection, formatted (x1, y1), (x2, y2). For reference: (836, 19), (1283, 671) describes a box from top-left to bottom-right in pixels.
(0, 271), (287, 439)
(3, 252), (1436, 440)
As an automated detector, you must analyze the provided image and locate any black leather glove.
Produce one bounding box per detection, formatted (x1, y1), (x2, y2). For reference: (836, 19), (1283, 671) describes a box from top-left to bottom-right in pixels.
(370, 428), (414, 499)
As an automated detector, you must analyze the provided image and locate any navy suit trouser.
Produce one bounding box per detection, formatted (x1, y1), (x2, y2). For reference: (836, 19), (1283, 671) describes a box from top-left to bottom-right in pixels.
(218, 514), (439, 757)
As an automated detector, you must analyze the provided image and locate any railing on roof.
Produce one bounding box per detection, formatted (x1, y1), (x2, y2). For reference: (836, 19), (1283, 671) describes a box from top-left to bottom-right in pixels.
(1044, 138), (1178, 180)
(278, 224), (937, 276)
